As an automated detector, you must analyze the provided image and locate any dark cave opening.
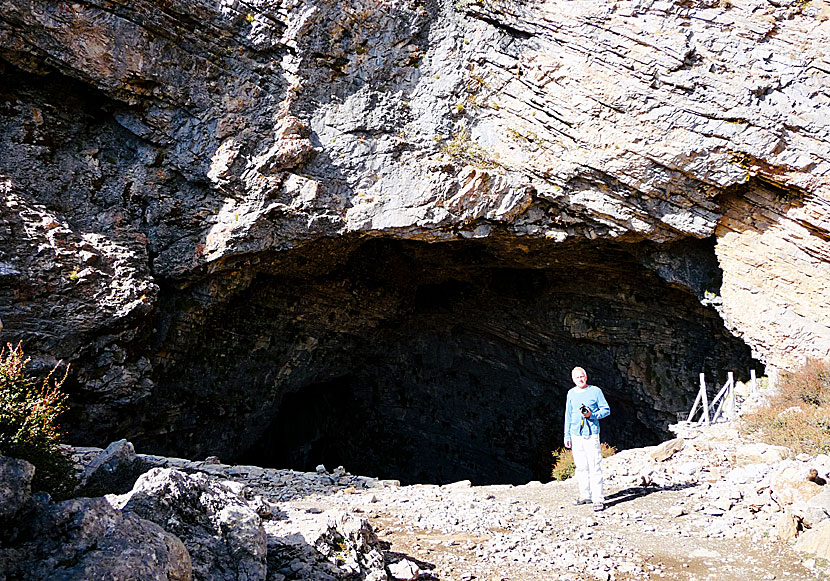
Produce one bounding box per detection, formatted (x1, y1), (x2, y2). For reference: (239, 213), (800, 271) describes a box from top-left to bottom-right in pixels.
(0, 57), (772, 487)
(205, 236), (762, 486)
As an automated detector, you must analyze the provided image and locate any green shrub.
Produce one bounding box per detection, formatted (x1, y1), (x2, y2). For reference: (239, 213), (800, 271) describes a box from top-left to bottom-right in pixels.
(741, 359), (830, 456)
(551, 443), (616, 481)
(0, 342), (75, 497)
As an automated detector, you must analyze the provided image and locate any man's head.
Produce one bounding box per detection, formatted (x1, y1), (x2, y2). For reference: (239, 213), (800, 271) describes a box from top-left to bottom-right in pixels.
(572, 366), (588, 389)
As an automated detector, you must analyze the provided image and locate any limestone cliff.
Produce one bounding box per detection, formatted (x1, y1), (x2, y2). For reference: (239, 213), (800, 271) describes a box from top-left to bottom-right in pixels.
(0, 0), (828, 483)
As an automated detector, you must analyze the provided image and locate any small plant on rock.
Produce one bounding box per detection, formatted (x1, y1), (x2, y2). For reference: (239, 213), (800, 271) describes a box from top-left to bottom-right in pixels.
(439, 127), (500, 169)
(0, 342), (75, 497)
(551, 443), (616, 481)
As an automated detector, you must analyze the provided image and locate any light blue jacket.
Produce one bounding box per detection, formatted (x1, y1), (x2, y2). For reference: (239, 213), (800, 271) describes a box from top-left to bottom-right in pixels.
(564, 385), (610, 440)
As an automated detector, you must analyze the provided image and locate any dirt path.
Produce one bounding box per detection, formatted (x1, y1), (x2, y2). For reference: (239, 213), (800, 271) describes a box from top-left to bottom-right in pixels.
(493, 479), (814, 580)
(324, 476), (822, 580)
(282, 440), (828, 581)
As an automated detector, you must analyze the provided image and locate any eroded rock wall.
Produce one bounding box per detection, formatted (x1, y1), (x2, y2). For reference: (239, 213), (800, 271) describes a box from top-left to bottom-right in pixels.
(716, 182), (830, 369)
(0, 0), (827, 477)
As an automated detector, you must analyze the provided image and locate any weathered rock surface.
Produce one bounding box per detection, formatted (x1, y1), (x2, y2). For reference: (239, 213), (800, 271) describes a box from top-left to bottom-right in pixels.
(0, 0), (828, 478)
(0, 456), (34, 522)
(111, 467), (268, 581)
(265, 508), (387, 581)
(794, 519), (830, 560)
(0, 457), (193, 581)
(1, 450), (392, 581)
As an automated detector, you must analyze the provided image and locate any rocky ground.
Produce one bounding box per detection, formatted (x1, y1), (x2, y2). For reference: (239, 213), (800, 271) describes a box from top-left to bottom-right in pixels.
(67, 420), (827, 581)
(245, 421), (830, 581)
(4, 410), (829, 580)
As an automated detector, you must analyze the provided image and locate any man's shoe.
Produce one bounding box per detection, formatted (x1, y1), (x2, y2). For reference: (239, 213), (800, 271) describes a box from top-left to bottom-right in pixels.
(572, 498), (591, 506)
(593, 503), (605, 512)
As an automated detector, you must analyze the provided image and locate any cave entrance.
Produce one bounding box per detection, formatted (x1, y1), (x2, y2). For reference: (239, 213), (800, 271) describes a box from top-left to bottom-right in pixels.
(228, 236), (760, 485)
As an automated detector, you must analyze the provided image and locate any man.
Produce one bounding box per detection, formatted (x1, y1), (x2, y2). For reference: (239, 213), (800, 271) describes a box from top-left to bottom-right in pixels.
(564, 366), (610, 512)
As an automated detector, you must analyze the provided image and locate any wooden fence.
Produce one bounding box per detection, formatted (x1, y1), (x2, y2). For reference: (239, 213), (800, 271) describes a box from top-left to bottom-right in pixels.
(687, 369), (759, 425)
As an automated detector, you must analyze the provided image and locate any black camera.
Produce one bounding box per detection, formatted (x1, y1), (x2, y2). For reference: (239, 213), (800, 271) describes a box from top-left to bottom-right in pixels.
(580, 404), (589, 416)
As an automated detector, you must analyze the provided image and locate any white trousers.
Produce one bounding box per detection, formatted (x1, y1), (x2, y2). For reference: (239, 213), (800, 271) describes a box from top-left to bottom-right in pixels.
(572, 433), (604, 504)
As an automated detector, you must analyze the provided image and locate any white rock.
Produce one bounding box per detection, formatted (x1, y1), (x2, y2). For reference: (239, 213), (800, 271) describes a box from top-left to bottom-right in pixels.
(389, 558), (420, 580)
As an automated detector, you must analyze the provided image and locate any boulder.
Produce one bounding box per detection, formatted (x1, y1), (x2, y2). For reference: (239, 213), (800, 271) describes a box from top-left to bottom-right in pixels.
(772, 466), (824, 506)
(792, 487), (830, 527)
(650, 438), (685, 462)
(773, 512), (800, 541)
(388, 559), (420, 580)
(806, 487), (830, 512)
(265, 507), (387, 581)
(0, 453), (192, 580)
(791, 504), (829, 529)
(794, 520), (830, 560)
(735, 443), (790, 466)
(77, 440), (154, 495)
(0, 495), (191, 580)
(0, 456), (35, 522)
(111, 468), (267, 581)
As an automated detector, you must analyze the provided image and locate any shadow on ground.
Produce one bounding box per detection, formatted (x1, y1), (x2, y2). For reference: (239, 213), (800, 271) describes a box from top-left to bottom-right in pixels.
(605, 482), (700, 508)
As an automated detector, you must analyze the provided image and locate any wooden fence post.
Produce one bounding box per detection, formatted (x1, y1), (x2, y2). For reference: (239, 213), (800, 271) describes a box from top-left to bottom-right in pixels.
(728, 371), (735, 420)
(700, 373), (710, 425)
(750, 369), (757, 394)
(687, 384), (703, 423)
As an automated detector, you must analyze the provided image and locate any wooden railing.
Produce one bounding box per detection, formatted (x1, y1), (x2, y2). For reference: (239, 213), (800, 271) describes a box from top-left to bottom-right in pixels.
(687, 369), (759, 425)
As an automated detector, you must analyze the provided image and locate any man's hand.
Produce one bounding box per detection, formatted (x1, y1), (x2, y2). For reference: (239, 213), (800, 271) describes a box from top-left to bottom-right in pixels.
(564, 439), (571, 449)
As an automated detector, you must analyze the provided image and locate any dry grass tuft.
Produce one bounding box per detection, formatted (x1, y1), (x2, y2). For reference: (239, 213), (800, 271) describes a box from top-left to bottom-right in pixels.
(551, 443), (616, 481)
(741, 359), (830, 456)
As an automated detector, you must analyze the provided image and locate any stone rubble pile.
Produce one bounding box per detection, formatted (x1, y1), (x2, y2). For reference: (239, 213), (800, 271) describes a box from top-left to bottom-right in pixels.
(612, 422), (830, 550)
(313, 479), (659, 580)
(264, 506), (386, 581)
(283, 419), (830, 580)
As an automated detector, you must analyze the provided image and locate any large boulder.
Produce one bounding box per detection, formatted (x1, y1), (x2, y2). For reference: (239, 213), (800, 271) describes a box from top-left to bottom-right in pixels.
(265, 506), (387, 581)
(735, 443), (790, 466)
(649, 438), (685, 462)
(771, 465), (824, 506)
(794, 520), (830, 560)
(0, 493), (191, 580)
(806, 487), (830, 513)
(111, 468), (267, 581)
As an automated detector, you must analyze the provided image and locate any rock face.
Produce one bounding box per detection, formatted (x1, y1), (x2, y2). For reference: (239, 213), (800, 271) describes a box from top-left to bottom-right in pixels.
(1, 0), (828, 481)
(0, 451), (391, 581)
(0, 457), (192, 581)
(0, 456), (34, 521)
(111, 468), (268, 581)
